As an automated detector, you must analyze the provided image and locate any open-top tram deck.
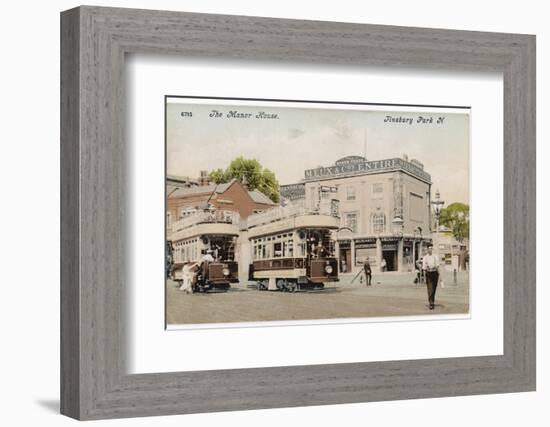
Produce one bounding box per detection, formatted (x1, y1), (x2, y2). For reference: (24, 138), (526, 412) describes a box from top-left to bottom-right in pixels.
(246, 202), (340, 291)
(168, 208), (240, 292)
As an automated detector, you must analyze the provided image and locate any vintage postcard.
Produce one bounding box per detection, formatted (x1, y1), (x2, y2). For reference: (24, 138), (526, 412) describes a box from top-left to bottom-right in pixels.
(165, 96), (470, 327)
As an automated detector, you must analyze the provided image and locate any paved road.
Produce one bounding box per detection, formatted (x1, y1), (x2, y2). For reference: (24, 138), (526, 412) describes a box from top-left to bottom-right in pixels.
(166, 270), (469, 325)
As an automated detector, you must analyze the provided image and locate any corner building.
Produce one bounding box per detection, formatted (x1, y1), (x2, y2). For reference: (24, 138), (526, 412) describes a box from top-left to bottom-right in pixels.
(280, 155), (433, 273)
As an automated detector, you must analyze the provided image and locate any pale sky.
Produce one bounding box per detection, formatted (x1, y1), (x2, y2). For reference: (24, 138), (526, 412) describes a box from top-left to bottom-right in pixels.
(167, 100), (470, 205)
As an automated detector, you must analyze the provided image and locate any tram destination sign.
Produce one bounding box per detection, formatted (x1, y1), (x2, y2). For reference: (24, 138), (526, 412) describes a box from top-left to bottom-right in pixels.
(304, 156), (431, 183)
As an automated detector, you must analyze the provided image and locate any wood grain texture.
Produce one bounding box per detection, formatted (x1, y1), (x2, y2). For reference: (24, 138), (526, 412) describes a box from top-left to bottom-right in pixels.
(60, 7), (80, 419)
(60, 6), (536, 420)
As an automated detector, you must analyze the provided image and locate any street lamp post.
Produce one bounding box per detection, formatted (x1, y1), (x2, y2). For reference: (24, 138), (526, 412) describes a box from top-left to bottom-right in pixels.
(431, 189), (445, 260)
(412, 227), (420, 265)
(412, 225), (423, 277)
(392, 216), (404, 272)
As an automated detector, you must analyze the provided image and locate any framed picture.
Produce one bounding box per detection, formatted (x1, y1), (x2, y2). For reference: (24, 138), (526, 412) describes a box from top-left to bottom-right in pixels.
(61, 6), (535, 420)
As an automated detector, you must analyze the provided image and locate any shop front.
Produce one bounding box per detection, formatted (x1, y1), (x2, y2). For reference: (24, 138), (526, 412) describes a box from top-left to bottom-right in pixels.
(380, 239), (398, 272)
(354, 238), (378, 270)
(338, 240), (352, 273)
(336, 235), (433, 274)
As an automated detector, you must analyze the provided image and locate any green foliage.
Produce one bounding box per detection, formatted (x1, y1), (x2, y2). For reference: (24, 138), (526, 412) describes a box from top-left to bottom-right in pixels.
(208, 168), (227, 184)
(208, 156), (280, 203)
(439, 202), (470, 242)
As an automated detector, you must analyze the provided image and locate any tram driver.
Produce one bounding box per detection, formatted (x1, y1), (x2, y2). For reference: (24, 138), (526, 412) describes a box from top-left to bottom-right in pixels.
(200, 249), (215, 264)
(313, 242), (328, 259)
(198, 249), (215, 276)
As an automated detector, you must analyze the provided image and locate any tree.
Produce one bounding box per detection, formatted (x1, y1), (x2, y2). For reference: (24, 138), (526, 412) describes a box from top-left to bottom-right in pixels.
(208, 168), (228, 184)
(439, 202), (469, 242)
(209, 156), (280, 203)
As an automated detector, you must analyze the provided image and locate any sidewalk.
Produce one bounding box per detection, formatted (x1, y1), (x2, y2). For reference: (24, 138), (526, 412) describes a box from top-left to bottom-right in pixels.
(339, 270), (469, 288)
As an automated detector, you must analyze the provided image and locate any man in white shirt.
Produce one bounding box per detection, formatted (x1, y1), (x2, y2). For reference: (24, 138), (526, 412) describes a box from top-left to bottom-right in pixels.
(422, 244), (440, 310)
(198, 249), (215, 279)
(199, 250), (215, 265)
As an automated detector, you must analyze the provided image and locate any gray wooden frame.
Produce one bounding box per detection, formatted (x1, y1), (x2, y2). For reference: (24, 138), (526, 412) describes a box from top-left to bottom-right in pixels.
(60, 5), (536, 421)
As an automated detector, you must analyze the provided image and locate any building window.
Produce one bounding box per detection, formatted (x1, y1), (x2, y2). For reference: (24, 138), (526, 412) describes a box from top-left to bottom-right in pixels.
(372, 183), (383, 193)
(346, 186), (356, 201)
(371, 212), (386, 233)
(286, 239), (294, 257)
(310, 187), (316, 209)
(166, 212), (172, 229)
(344, 212), (358, 232)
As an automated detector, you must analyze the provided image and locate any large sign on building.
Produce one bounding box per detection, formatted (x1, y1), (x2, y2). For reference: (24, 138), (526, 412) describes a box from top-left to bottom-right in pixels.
(303, 156), (431, 183)
(279, 183), (306, 201)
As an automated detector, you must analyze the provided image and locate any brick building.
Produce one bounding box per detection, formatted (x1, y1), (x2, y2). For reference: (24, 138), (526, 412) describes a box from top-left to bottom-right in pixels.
(167, 178), (276, 231)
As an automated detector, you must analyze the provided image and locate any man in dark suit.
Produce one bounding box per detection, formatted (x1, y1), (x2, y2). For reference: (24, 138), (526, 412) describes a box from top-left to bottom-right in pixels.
(363, 257), (372, 286)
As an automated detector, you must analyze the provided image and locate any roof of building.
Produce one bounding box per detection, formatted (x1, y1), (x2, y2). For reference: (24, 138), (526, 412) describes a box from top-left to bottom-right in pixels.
(166, 174), (199, 185)
(248, 190), (276, 205)
(167, 178), (276, 205)
(168, 179), (235, 198)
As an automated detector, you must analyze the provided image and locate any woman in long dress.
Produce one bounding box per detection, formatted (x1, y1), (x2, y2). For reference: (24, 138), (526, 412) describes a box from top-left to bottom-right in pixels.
(180, 262), (198, 293)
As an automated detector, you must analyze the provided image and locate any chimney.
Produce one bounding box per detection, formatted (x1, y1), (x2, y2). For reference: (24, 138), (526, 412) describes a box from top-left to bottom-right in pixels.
(199, 170), (210, 186)
(241, 174), (249, 190)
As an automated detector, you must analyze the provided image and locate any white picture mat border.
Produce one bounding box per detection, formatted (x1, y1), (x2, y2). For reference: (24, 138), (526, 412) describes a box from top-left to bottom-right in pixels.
(127, 55), (503, 374)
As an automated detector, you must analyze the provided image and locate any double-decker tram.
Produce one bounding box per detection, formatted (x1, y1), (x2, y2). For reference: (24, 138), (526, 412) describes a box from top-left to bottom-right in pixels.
(247, 203), (340, 291)
(169, 208), (239, 292)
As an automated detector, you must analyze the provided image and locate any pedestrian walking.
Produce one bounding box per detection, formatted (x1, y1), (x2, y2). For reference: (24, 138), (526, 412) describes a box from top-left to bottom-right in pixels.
(363, 258), (372, 286)
(422, 244), (440, 310)
(380, 258), (387, 272)
(414, 259), (423, 284)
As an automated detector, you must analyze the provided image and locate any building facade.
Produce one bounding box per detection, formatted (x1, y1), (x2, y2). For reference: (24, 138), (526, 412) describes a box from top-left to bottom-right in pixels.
(280, 155), (433, 273)
(167, 178), (276, 232)
(433, 227), (469, 272)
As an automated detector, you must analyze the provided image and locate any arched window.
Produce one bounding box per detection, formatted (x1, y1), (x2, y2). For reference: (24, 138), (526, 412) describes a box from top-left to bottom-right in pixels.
(371, 212), (386, 233)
